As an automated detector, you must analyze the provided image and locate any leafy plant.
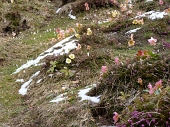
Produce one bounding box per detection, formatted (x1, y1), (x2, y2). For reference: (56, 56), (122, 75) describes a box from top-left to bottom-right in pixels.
(60, 67), (74, 77)
(118, 91), (130, 101)
(47, 60), (58, 73)
(117, 86), (170, 127)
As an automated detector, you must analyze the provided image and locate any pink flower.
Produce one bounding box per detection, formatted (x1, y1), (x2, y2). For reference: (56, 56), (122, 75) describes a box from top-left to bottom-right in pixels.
(114, 57), (120, 66)
(148, 83), (154, 94)
(84, 3), (90, 10)
(113, 112), (119, 123)
(159, 0), (163, 5)
(65, 29), (70, 34)
(148, 37), (157, 46)
(154, 80), (162, 90)
(56, 28), (61, 33)
(136, 50), (144, 57)
(101, 66), (108, 73)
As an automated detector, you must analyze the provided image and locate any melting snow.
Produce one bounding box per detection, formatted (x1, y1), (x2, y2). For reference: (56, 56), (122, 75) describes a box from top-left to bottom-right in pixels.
(148, 11), (167, 20)
(36, 79), (42, 84)
(146, 0), (153, 2)
(68, 14), (76, 20)
(19, 71), (40, 95)
(50, 84), (100, 104)
(15, 79), (24, 83)
(78, 84), (100, 103)
(68, 10), (76, 20)
(13, 36), (77, 74)
(125, 28), (141, 34)
(134, 11), (167, 20)
(56, 8), (61, 13)
(50, 93), (68, 103)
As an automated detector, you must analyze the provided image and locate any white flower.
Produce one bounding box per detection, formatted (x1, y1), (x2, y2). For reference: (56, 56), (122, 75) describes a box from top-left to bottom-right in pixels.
(66, 58), (71, 64)
(69, 54), (75, 59)
(87, 28), (92, 35)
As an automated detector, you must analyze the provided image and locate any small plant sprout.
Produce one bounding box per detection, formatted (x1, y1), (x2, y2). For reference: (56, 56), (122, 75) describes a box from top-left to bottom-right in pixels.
(148, 37), (157, 46)
(69, 54), (75, 59)
(48, 61), (58, 73)
(128, 34), (135, 47)
(118, 91), (130, 101)
(113, 112), (119, 124)
(60, 67), (74, 77)
(87, 28), (92, 35)
(66, 58), (71, 64)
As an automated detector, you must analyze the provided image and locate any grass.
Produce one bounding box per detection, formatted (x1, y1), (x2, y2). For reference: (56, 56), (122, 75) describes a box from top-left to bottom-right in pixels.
(0, 0), (170, 126)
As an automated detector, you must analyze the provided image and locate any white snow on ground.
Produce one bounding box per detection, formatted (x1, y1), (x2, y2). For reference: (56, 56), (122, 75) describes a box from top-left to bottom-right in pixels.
(68, 10), (76, 20)
(36, 78), (42, 84)
(146, 0), (153, 2)
(56, 8), (61, 13)
(50, 93), (68, 103)
(78, 84), (100, 103)
(134, 11), (167, 20)
(148, 11), (167, 20)
(125, 28), (141, 34)
(13, 36), (77, 74)
(50, 84), (100, 103)
(68, 14), (76, 20)
(15, 79), (24, 83)
(126, 11), (167, 35)
(19, 71), (40, 95)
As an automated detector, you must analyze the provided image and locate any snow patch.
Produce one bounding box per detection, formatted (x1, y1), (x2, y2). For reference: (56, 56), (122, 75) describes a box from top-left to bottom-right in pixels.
(50, 93), (68, 103)
(13, 36), (77, 74)
(134, 11), (167, 20)
(15, 79), (24, 83)
(36, 79), (42, 84)
(125, 28), (141, 34)
(68, 10), (76, 20)
(78, 84), (100, 103)
(56, 8), (61, 14)
(19, 71), (40, 95)
(146, 0), (153, 2)
(68, 14), (76, 20)
(148, 11), (167, 20)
